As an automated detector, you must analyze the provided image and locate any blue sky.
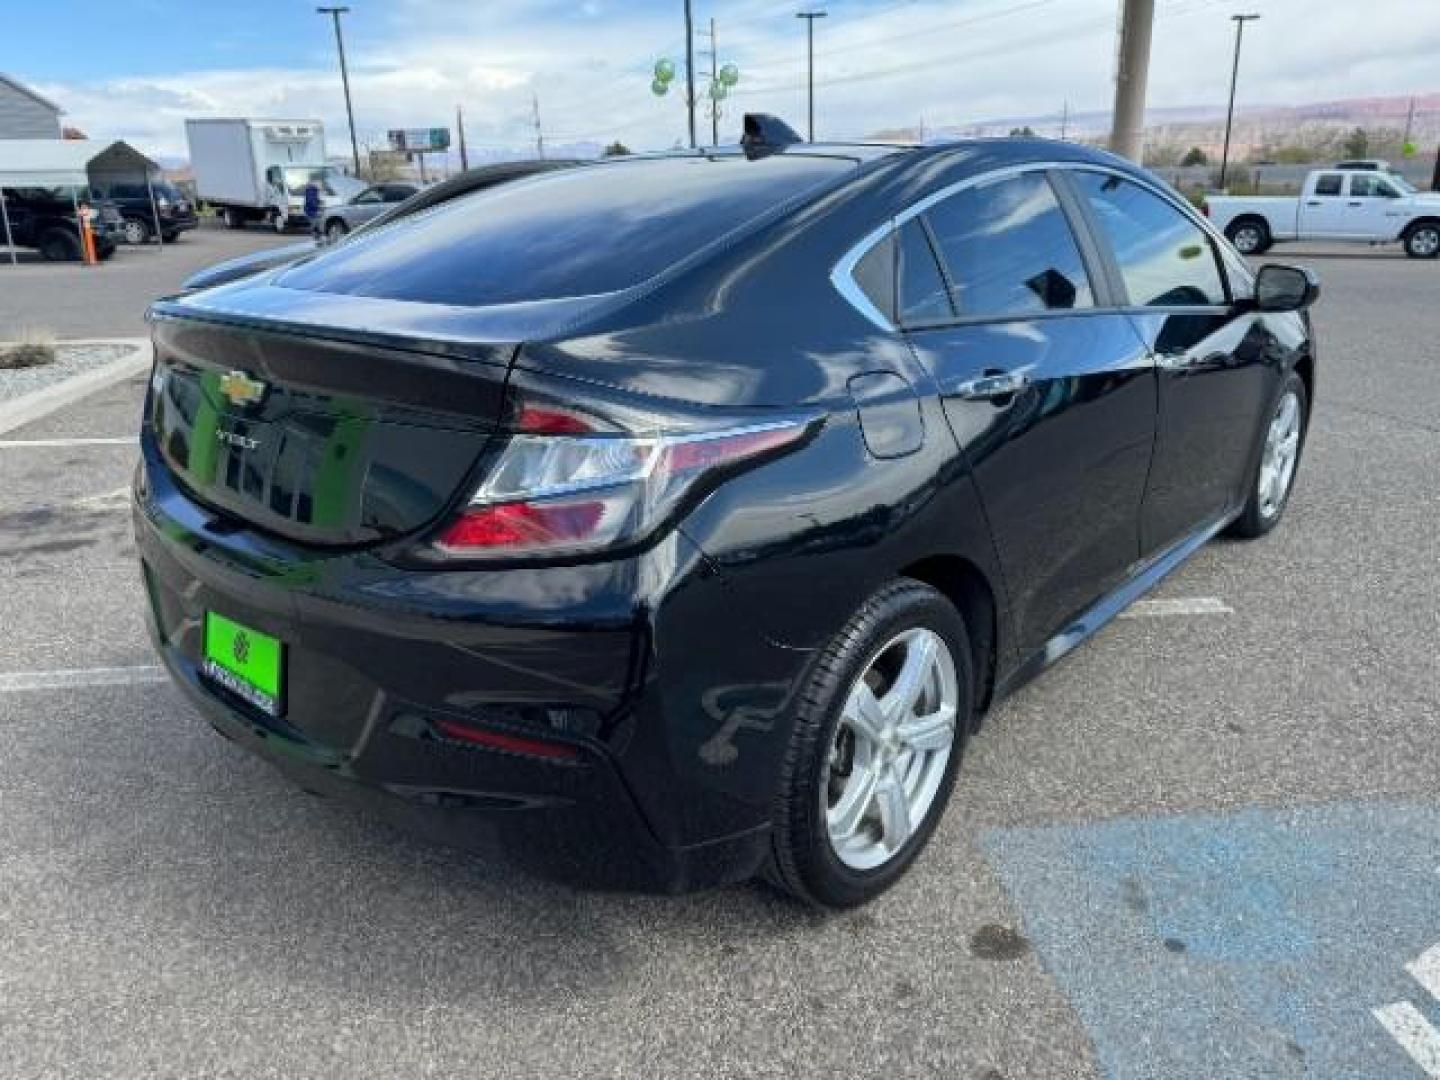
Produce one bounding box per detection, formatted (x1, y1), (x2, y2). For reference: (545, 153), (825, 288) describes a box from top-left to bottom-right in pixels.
(9, 0), (1439, 161)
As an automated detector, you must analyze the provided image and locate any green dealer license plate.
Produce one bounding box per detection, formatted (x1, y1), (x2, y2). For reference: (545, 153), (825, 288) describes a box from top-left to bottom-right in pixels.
(202, 612), (284, 717)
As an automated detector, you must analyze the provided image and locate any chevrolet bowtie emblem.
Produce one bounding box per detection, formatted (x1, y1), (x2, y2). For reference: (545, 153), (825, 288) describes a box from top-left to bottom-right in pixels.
(218, 370), (267, 408)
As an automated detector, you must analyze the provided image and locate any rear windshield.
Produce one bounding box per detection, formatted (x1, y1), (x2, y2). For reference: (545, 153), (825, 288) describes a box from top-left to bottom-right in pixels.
(277, 154), (853, 307)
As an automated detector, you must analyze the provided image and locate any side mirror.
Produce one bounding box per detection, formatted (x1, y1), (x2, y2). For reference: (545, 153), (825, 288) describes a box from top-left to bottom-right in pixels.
(1253, 264), (1320, 313)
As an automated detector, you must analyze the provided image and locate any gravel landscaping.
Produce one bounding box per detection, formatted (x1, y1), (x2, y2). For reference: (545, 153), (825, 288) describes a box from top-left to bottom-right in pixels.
(0, 342), (139, 404)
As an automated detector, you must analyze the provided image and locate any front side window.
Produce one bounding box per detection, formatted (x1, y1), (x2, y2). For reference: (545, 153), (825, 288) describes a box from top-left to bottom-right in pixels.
(1314, 174), (1344, 196)
(1349, 174), (1398, 198)
(1072, 172), (1226, 307)
(922, 171), (1094, 319)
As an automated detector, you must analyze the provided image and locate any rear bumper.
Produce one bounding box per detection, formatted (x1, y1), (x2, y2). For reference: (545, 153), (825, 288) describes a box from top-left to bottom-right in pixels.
(132, 434), (794, 892)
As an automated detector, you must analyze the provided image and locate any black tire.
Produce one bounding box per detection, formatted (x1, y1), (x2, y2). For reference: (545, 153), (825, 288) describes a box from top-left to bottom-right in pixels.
(765, 579), (974, 908)
(324, 217), (349, 242)
(1403, 222), (1440, 259)
(161, 231), (179, 243)
(37, 229), (80, 262)
(120, 216), (150, 245)
(1229, 369), (1308, 539)
(222, 208), (246, 230)
(1226, 217), (1271, 256)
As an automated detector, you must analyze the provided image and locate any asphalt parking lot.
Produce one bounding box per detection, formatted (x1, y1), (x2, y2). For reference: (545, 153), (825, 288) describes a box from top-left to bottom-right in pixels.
(0, 244), (1437, 1078)
(0, 221), (301, 338)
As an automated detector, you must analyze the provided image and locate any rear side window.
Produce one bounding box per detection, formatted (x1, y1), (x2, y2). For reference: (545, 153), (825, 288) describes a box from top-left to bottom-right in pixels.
(1313, 174), (1343, 196)
(278, 155), (853, 307)
(851, 232), (896, 325)
(1072, 172), (1226, 307)
(922, 172), (1094, 319)
(897, 220), (954, 325)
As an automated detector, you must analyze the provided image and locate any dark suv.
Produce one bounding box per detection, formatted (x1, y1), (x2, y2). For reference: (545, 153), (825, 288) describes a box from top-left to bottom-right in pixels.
(90, 180), (198, 244)
(1, 187), (119, 260)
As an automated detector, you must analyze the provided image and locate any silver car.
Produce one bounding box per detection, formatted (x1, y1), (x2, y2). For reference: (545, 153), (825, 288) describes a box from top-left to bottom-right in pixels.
(318, 183), (418, 242)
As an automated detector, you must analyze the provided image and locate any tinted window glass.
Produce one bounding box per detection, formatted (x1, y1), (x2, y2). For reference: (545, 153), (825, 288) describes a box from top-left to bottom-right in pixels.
(923, 172), (1093, 318)
(1073, 172), (1225, 307)
(1314, 174), (1343, 196)
(897, 220), (954, 325)
(1349, 174), (1397, 198)
(852, 232), (896, 325)
(279, 156), (852, 306)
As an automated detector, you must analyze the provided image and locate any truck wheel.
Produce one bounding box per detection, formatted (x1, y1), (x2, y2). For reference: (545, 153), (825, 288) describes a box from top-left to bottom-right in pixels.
(223, 207), (246, 230)
(38, 229), (80, 262)
(1403, 223), (1440, 259)
(121, 217), (150, 245)
(1226, 218), (1270, 256)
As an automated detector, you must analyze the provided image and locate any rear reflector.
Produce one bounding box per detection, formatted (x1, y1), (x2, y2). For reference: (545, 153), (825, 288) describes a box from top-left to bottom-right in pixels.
(431, 716), (579, 760)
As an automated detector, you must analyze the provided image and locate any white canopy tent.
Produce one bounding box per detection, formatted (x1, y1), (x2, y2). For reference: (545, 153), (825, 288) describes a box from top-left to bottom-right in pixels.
(0, 139), (97, 265)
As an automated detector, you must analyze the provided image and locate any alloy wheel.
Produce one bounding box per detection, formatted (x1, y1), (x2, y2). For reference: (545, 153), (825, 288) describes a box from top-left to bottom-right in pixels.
(122, 219), (148, 244)
(1410, 227), (1440, 258)
(1232, 225), (1263, 254)
(1257, 389), (1302, 519)
(823, 627), (959, 871)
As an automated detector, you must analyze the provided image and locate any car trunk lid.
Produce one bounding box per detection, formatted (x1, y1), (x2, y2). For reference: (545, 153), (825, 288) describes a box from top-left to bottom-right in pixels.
(147, 305), (514, 548)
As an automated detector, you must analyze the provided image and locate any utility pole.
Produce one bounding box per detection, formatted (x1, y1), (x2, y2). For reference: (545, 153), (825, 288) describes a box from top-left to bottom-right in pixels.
(796, 11), (827, 141)
(316, 6), (361, 176)
(1060, 100), (1070, 140)
(1108, 0), (1153, 162)
(532, 93), (545, 159)
(703, 18), (719, 145)
(1401, 96), (1415, 153)
(683, 0), (697, 149)
(456, 104), (468, 171)
(1218, 13), (1260, 190)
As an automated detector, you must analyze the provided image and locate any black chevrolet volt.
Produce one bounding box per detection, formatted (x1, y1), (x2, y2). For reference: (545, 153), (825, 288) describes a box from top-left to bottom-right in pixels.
(135, 117), (1317, 907)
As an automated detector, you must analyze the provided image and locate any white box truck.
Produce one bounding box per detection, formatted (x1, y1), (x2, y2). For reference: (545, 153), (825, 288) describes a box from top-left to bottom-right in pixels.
(185, 118), (365, 232)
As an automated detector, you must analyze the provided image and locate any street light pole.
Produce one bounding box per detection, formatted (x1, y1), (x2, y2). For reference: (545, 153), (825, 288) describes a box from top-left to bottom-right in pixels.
(1218, 13), (1260, 191)
(796, 11), (827, 142)
(317, 6), (361, 177)
(683, 0), (697, 149)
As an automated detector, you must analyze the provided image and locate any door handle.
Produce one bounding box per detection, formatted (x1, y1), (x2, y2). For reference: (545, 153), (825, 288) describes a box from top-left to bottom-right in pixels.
(1347, 200), (1362, 207)
(1305, 200), (1322, 206)
(952, 370), (1030, 402)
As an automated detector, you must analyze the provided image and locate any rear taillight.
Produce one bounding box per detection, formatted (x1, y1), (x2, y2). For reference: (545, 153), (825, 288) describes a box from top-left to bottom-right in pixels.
(434, 414), (814, 560)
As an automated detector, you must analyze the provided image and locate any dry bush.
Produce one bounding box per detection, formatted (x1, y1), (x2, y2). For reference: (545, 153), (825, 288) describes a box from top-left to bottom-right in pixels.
(0, 327), (58, 369)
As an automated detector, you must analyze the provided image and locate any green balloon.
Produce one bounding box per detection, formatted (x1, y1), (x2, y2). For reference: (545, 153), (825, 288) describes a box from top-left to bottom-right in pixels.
(709, 81), (728, 101)
(651, 78), (670, 97)
(654, 58), (675, 82)
(719, 63), (739, 86)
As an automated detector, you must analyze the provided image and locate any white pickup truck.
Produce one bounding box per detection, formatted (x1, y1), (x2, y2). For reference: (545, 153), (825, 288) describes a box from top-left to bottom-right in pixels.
(1204, 167), (1440, 259)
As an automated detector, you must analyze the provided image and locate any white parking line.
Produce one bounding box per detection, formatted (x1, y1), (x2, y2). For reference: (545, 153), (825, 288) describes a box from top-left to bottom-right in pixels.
(0, 437), (136, 448)
(1411, 945), (1440, 1004)
(1118, 597), (1234, 618)
(1374, 1003), (1440, 1078)
(0, 666), (166, 693)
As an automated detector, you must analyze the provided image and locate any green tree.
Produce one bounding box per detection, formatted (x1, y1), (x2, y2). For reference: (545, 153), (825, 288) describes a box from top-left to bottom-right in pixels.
(602, 141), (632, 157)
(1180, 146), (1208, 166)
(1341, 127), (1369, 159)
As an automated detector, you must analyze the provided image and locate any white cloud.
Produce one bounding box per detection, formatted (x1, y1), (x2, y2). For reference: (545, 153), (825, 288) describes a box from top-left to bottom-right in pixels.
(30, 0), (1440, 162)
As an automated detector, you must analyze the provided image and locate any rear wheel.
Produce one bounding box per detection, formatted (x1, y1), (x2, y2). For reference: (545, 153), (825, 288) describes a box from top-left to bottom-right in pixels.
(1229, 370), (1307, 538)
(766, 579), (973, 908)
(38, 229), (80, 262)
(1226, 218), (1270, 256)
(1403, 223), (1440, 259)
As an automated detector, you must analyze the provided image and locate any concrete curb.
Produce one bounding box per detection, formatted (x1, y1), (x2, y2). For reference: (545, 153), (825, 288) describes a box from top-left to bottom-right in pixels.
(0, 338), (152, 438)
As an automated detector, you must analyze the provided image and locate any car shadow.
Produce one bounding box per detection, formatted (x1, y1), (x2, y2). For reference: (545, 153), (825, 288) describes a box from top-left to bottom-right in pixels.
(17, 684), (826, 1005)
